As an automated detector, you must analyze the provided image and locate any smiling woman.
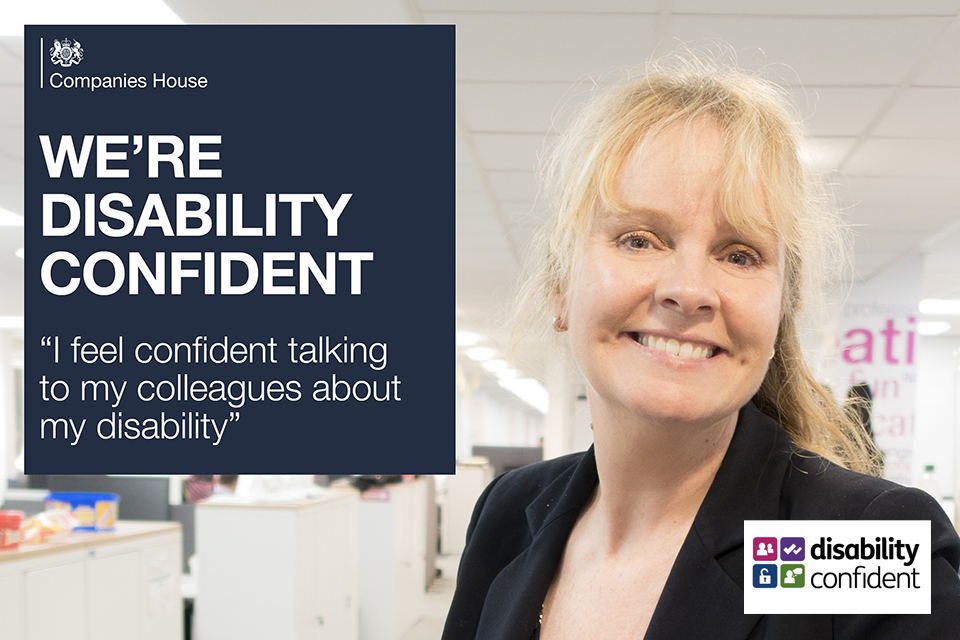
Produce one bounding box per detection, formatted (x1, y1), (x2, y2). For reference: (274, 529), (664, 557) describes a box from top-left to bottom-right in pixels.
(443, 54), (960, 640)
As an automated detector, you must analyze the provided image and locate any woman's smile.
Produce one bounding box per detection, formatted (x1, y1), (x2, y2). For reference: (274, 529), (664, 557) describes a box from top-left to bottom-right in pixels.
(625, 331), (718, 360)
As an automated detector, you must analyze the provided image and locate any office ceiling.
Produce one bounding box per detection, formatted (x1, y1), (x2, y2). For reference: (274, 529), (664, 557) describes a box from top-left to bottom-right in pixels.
(1, 0), (958, 386)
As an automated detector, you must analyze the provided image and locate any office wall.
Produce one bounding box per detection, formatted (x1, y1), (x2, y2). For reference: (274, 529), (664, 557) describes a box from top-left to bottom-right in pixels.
(456, 386), (544, 460)
(0, 331), (23, 502)
(914, 335), (960, 495)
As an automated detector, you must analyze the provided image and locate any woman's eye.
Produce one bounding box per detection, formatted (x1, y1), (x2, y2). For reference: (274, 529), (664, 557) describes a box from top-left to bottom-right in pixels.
(618, 233), (654, 250)
(725, 250), (759, 267)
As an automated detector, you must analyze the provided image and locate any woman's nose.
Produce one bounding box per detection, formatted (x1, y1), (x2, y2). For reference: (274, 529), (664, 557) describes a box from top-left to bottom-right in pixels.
(653, 252), (720, 315)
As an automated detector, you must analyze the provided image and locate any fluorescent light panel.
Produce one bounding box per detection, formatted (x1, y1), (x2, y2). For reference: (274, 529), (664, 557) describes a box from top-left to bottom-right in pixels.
(456, 332), (480, 347)
(466, 347), (494, 362)
(482, 359), (508, 373)
(498, 377), (549, 414)
(919, 299), (960, 315)
(918, 322), (950, 336)
(0, 208), (23, 227)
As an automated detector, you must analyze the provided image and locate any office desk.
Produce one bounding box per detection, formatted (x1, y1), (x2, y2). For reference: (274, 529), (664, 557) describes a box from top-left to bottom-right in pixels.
(0, 521), (182, 640)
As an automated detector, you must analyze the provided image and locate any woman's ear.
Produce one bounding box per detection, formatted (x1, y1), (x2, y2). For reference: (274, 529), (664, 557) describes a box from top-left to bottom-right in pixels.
(552, 292), (568, 332)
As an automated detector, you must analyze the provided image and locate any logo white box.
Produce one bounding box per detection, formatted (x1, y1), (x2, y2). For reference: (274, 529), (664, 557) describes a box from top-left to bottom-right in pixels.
(743, 520), (930, 614)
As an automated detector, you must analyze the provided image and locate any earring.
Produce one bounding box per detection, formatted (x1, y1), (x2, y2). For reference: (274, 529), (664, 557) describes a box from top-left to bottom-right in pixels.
(553, 316), (568, 332)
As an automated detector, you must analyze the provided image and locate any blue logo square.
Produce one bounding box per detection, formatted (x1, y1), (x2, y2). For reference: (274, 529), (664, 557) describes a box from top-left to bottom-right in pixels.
(780, 536), (805, 561)
(753, 563), (778, 588)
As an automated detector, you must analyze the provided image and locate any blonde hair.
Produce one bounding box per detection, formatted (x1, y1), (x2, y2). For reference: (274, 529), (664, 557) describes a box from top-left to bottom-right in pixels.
(520, 54), (881, 475)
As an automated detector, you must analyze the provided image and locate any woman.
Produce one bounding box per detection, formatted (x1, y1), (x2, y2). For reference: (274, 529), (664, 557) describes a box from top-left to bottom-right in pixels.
(443, 57), (960, 639)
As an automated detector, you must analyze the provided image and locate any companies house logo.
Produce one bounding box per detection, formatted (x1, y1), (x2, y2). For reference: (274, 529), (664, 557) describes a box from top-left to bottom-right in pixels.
(41, 37), (206, 91)
(744, 521), (930, 614)
(50, 39), (83, 68)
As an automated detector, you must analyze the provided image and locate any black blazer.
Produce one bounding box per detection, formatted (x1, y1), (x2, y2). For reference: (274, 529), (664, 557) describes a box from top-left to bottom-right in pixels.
(442, 402), (960, 639)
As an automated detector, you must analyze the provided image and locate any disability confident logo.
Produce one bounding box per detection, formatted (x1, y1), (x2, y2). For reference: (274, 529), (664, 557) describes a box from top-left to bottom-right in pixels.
(744, 521), (930, 614)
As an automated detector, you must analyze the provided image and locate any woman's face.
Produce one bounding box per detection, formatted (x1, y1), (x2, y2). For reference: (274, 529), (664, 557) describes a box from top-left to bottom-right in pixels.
(563, 119), (784, 429)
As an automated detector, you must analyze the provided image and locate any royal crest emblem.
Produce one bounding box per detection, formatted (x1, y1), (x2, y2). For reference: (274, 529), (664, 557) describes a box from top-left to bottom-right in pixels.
(50, 38), (84, 68)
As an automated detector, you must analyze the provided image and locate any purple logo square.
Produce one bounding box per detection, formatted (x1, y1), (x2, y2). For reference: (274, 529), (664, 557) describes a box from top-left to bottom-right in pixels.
(780, 536), (805, 561)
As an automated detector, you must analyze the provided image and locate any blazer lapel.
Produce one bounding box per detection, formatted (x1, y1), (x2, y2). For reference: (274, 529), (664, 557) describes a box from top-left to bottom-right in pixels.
(476, 448), (600, 640)
(644, 403), (795, 640)
(476, 403), (797, 640)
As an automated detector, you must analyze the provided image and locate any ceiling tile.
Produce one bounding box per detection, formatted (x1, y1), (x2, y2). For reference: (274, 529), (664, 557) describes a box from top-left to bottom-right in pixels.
(165, 0), (407, 24)
(852, 229), (931, 254)
(0, 125), (23, 161)
(838, 176), (960, 208)
(0, 39), (22, 85)
(457, 191), (494, 214)
(457, 225), (514, 248)
(0, 37), (23, 59)
(843, 138), (960, 177)
(922, 223), (960, 255)
(800, 137), (857, 172)
(501, 202), (544, 226)
(913, 25), (960, 87)
(668, 16), (948, 85)
(472, 132), (553, 172)
(923, 242), (960, 299)
(458, 81), (587, 134)
(456, 246), (516, 275)
(457, 214), (501, 234)
(922, 274), (960, 300)
(417, 0), (659, 11)
(673, 0), (960, 15)
(456, 164), (485, 194)
(872, 87), (960, 139)
(923, 249), (960, 299)
(425, 12), (660, 82)
(0, 154), (22, 186)
(925, 246), (960, 271)
(852, 251), (908, 281)
(0, 87), (22, 127)
(0, 185), (23, 216)
(489, 171), (537, 202)
(844, 206), (960, 233)
(791, 87), (894, 137)
(456, 133), (473, 165)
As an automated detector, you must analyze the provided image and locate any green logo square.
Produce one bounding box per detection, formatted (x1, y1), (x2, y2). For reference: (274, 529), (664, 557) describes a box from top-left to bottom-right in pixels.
(780, 564), (804, 588)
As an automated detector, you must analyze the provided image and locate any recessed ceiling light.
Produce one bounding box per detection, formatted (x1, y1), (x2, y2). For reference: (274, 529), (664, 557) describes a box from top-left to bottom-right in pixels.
(482, 359), (508, 373)
(0, 317), (24, 329)
(918, 322), (950, 336)
(456, 331), (480, 347)
(498, 377), (549, 414)
(919, 299), (960, 315)
(0, 208), (23, 227)
(466, 347), (494, 362)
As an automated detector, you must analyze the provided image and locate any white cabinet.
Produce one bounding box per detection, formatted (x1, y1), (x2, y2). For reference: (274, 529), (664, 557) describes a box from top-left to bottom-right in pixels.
(441, 464), (494, 555)
(0, 521), (182, 640)
(194, 489), (360, 640)
(359, 478), (430, 640)
(25, 560), (85, 640)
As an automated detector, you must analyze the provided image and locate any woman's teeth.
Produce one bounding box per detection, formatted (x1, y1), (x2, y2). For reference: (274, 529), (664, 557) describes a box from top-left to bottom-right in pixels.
(639, 334), (714, 359)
